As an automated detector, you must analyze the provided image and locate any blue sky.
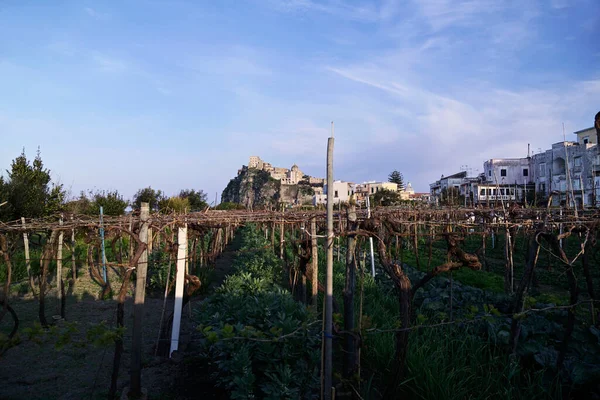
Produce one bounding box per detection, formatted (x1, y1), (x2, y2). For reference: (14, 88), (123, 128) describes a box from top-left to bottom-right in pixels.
(1, 0), (599, 201)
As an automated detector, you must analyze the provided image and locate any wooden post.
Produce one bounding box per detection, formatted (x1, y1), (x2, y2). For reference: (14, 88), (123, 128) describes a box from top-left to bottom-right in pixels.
(71, 215), (77, 281)
(321, 126), (334, 400)
(271, 222), (275, 249)
(311, 217), (318, 307)
(343, 203), (358, 377)
(366, 196), (375, 277)
(130, 203), (149, 397)
(99, 206), (108, 284)
(170, 223), (188, 356)
(21, 217), (32, 291)
(148, 227), (153, 256)
(280, 217), (285, 260)
(128, 214), (134, 261)
(57, 215), (64, 318)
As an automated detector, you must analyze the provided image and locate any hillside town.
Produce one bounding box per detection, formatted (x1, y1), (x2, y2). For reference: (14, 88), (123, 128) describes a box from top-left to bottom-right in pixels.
(243, 156), (429, 206)
(430, 125), (600, 207)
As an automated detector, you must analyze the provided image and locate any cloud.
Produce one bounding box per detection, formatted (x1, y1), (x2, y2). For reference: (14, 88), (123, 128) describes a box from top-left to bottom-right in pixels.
(327, 57), (600, 189)
(91, 52), (128, 73)
(178, 45), (272, 77)
(85, 7), (108, 20)
(266, 0), (383, 22)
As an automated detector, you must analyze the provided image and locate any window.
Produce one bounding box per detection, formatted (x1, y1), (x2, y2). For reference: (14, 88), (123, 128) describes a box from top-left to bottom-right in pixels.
(510, 188), (515, 195)
(487, 189), (491, 195)
(334, 190), (338, 198)
(540, 183), (546, 193)
(488, 170), (492, 177)
(574, 157), (582, 167)
(523, 168), (528, 177)
(371, 188), (374, 194)
(539, 163), (546, 177)
(500, 189), (505, 195)
(493, 189), (497, 195)
(583, 136), (590, 144)
(500, 169), (507, 177)
(480, 189), (485, 196)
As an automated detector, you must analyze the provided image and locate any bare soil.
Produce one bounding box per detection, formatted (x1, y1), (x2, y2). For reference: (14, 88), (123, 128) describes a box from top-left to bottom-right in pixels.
(0, 237), (239, 400)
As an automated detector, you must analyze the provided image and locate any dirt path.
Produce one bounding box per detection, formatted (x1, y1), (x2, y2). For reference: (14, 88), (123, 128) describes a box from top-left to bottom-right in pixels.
(0, 235), (242, 400)
(164, 233), (244, 400)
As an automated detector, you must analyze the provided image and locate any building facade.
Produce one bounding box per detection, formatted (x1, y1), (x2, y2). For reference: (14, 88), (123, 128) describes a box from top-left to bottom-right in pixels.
(430, 125), (600, 207)
(313, 180), (350, 205)
(248, 156), (322, 186)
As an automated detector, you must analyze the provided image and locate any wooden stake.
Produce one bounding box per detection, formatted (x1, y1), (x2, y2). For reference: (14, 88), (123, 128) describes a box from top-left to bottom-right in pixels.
(321, 126), (334, 400)
(343, 202), (358, 377)
(170, 223), (188, 356)
(130, 203), (149, 397)
(311, 217), (318, 307)
(280, 215), (285, 260)
(21, 217), (33, 292)
(57, 215), (64, 318)
(71, 215), (76, 282)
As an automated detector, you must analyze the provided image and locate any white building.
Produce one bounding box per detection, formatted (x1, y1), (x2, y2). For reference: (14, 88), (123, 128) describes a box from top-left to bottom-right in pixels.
(429, 171), (468, 201)
(313, 180), (350, 205)
(531, 138), (599, 207)
(429, 124), (600, 207)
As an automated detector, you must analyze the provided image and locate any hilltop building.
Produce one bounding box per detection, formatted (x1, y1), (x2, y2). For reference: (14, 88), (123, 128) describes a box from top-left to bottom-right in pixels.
(246, 156), (325, 185)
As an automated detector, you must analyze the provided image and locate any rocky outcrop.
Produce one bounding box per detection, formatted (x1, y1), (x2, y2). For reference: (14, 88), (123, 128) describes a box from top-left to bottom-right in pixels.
(221, 167), (318, 209)
(221, 167), (281, 209)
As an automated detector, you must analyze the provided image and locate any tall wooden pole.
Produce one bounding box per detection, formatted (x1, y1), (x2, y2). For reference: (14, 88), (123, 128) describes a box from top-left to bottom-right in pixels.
(280, 213), (285, 260)
(311, 217), (318, 307)
(57, 215), (64, 317)
(71, 215), (76, 282)
(130, 203), (149, 397)
(99, 206), (107, 284)
(322, 123), (335, 400)
(343, 203), (358, 377)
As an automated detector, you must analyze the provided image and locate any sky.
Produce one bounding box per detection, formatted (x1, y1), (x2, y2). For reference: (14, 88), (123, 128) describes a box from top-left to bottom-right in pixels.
(1, 0), (599, 202)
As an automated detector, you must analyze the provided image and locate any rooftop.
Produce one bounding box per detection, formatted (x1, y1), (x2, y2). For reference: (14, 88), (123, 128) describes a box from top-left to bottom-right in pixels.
(574, 127), (595, 134)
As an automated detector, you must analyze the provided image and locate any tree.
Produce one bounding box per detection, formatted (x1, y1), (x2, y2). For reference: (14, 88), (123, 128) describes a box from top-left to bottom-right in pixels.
(159, 196), (190, 213)
(178, 189), (208, 211)
(90, 190), (128, 216)
(388, 170), (405, 191)
(371, 189), (401, 207)
(132, 187), (164, 211)
(439, 187), (464, 206)
(1, 149), (65, 220)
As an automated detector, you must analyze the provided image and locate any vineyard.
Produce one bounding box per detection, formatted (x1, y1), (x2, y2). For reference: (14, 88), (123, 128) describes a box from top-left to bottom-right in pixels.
(1, 205), (600, 399)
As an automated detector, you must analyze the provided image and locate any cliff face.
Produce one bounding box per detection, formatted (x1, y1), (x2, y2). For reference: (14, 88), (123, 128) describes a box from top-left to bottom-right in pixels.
(221, 168), (317, 209)
(221, 168), (281, 209)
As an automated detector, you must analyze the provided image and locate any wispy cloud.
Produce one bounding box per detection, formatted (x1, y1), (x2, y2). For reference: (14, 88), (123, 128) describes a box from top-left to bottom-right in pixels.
(178, 45), (272, 77)
(266, 0), (381, 22)
(84, 7), (108, 20)
(91, 52), (128, 73)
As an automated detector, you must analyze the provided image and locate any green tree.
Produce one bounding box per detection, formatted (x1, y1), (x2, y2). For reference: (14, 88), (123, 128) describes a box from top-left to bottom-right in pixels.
(159, 196), (190, 213)
(1, 149), (65, 220)
(132, 187), (164, 211)
(90, 190), (128, 216)
(64, 191), (93, 215)
(388, 170), (405, 191)
(439, 187), (464, 206)
(371, 189), (401, 206)
(178, 189), (208, 211)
